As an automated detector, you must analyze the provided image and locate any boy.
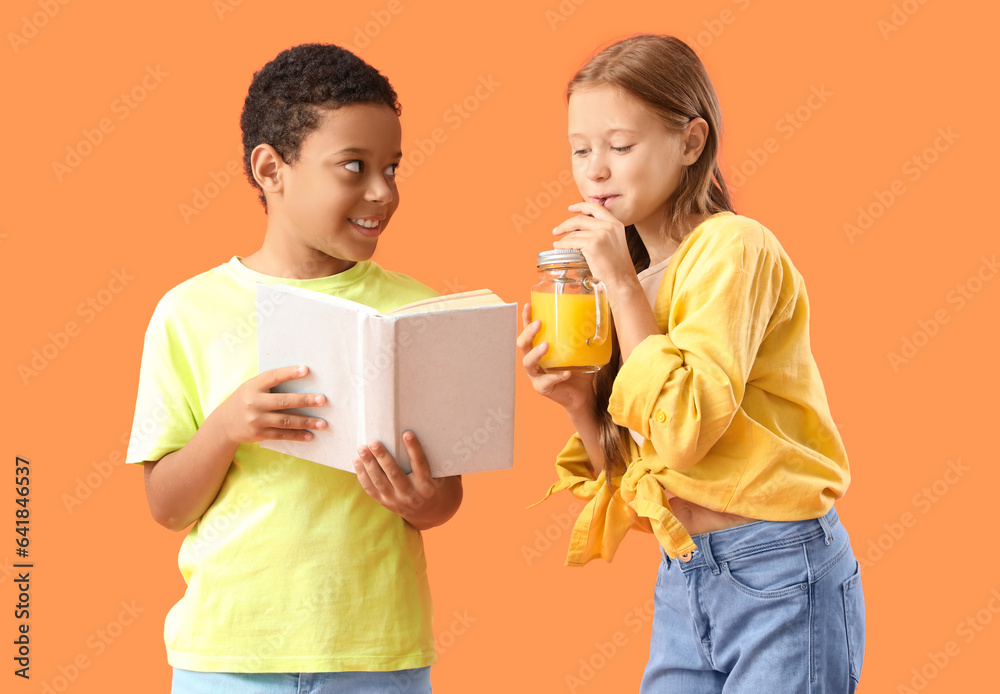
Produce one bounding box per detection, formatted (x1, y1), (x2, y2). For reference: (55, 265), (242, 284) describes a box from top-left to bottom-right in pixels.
(126, 43), (462, 693)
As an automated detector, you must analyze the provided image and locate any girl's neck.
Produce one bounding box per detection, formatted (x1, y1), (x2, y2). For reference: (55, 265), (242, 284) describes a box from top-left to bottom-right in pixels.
(635, 211), (714, 266)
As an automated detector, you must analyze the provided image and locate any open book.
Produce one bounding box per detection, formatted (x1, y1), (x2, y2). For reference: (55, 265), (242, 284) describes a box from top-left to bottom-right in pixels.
(256, 284), (517, 477)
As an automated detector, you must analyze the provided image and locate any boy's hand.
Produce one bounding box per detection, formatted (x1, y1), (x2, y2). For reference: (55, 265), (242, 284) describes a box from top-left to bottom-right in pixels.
(353, 431), (462, 530)
(213, 365), (328, 447)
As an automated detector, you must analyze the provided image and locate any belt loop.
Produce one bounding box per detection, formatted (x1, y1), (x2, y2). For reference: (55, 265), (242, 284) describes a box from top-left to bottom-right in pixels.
(818, 510), (834, 546)
(701, 534), (721, 575)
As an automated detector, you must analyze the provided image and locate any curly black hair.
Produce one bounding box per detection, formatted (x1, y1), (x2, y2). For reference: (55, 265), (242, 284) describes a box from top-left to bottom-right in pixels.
(240, 43), (401, 211)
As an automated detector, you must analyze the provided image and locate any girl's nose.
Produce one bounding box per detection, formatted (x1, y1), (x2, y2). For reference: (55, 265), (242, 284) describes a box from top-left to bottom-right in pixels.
(585, 152), (609, 181)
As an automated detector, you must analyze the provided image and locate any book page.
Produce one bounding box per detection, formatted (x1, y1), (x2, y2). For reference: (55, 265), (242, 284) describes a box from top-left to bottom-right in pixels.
(393, 304), (517, 477)
(383, 289), (505, 316)
(256, 283), (366, 473)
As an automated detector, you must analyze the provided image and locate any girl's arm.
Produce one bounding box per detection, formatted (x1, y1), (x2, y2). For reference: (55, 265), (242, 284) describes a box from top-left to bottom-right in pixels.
(518, 302), (607, 478)
(602, 275), (661, 364)
(565, 399), (606, 478)
(549, 202), (662, 363)
(608, 228), (786, 471)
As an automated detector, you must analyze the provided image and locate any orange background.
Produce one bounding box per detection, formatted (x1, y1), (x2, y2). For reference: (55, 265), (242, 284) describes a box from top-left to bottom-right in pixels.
(2, 0), (997, 691)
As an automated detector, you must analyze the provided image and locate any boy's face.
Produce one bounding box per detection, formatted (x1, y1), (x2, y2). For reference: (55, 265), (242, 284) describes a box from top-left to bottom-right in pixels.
(274, 104), (402, 263)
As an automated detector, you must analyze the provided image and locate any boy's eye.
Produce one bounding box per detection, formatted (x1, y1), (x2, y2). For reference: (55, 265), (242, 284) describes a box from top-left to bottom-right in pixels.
(384, 163), (399, 177)
(572, 148), (590, 157)
(612, 145), (633, 153)
(345, 160), (363, 173)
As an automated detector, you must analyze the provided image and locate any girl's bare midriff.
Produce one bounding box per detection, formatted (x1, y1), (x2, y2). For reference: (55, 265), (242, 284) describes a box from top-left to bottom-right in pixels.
(669, 496), (759, 536)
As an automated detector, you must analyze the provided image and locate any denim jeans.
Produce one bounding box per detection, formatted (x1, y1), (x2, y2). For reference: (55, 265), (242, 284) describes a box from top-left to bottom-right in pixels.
(170, 666), (431, 694)
(640, 506), (865, 693)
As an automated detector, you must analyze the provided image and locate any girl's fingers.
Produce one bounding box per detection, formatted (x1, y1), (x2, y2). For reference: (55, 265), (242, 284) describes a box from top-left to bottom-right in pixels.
(536, 371), (572, 393)
(516, 321), (542, 353)
(552, 215), (600, 237)
(568, 201), (619, 222)
(521, 341), (549, 372)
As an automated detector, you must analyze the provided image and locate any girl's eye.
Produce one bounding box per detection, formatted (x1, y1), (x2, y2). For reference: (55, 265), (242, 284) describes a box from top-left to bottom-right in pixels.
(572, 149), (590, 157)
(384, 163), (399, 177)
(612, 145), (633, 153)
(345, 160), (363, 173)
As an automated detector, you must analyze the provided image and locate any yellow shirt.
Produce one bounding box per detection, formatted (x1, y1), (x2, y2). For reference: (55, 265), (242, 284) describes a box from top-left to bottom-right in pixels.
(534, 212), (850, 564)
(126, 257), (439, 672)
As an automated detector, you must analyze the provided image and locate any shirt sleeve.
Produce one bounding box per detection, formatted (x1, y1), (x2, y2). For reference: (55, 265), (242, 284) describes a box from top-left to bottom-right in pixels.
(609, 235), (784, 472)
(125, 313), (199, 465)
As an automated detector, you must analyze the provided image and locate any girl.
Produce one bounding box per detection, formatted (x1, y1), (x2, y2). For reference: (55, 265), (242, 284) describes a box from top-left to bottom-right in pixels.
(518, 35), (865, 692)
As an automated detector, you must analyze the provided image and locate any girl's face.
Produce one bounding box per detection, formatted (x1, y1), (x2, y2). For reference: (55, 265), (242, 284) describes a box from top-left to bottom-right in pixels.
(567, 85), (693, 234)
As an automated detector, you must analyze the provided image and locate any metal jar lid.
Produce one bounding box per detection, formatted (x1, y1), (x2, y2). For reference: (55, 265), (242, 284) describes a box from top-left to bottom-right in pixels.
(536, 248), (588, 268)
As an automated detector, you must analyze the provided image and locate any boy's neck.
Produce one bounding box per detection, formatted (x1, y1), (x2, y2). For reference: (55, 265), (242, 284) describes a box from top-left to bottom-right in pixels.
(242, 236), (358, 280)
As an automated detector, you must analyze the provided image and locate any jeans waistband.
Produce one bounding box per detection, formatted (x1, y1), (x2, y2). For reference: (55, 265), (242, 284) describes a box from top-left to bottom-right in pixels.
(666, 506), (840, 574)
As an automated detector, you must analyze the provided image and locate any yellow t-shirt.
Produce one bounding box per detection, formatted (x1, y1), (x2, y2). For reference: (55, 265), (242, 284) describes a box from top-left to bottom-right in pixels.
(126, 257), (440, 672)
(535, 212), (850, 563)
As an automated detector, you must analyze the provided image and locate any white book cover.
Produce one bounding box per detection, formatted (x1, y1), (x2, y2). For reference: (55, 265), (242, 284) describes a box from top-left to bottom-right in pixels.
(256, 283), (517, 477)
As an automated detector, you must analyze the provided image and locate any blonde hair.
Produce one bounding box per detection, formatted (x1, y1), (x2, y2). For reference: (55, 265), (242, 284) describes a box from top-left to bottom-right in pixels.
(569, 35), (735, 478)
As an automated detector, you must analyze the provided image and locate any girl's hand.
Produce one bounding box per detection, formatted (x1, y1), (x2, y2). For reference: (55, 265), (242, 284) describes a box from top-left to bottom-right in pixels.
(517, 302), (597, 416)
(552, 201), (635, 291)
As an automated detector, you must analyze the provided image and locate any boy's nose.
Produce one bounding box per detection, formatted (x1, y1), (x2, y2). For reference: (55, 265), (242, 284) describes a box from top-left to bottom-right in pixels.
(365, 175), (394, 203)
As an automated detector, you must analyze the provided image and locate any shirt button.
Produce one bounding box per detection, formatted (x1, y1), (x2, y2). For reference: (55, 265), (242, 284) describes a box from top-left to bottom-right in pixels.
(655, 410), (667, 423)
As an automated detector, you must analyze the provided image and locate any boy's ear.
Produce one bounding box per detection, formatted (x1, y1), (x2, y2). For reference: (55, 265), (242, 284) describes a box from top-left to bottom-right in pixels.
(251, 144), (285, 196)
(681, 117), (709, 165)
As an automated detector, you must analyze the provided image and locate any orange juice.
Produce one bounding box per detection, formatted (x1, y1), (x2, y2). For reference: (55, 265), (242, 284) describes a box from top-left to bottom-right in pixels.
(530, 290), (611, 372)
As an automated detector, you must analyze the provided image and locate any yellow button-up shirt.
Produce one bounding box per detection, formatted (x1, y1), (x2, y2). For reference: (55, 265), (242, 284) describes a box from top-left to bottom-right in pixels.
(534, 212), (850, 565)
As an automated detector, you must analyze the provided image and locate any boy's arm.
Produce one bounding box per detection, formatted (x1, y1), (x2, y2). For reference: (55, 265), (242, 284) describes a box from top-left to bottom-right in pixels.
(143, 365), (328, 531)
(142, 413), (240, 531)
(354, 432), (463, 531)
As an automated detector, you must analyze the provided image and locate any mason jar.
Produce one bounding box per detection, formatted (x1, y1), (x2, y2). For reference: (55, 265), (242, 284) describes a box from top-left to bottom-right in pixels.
(530, 249), (611, 373)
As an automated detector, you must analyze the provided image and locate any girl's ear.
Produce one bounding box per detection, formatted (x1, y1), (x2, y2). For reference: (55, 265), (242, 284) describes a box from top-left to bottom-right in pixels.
(680, 117), (710, 166)
(252, 144), (286, 196)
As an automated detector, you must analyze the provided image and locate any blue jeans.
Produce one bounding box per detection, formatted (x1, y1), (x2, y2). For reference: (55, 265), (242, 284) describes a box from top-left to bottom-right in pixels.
(170, 667), (431, 693)
(640, 506), (865, 693)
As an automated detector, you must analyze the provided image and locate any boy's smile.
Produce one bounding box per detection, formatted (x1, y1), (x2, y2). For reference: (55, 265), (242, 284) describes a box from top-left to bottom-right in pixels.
(248, 103), (403, 278)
